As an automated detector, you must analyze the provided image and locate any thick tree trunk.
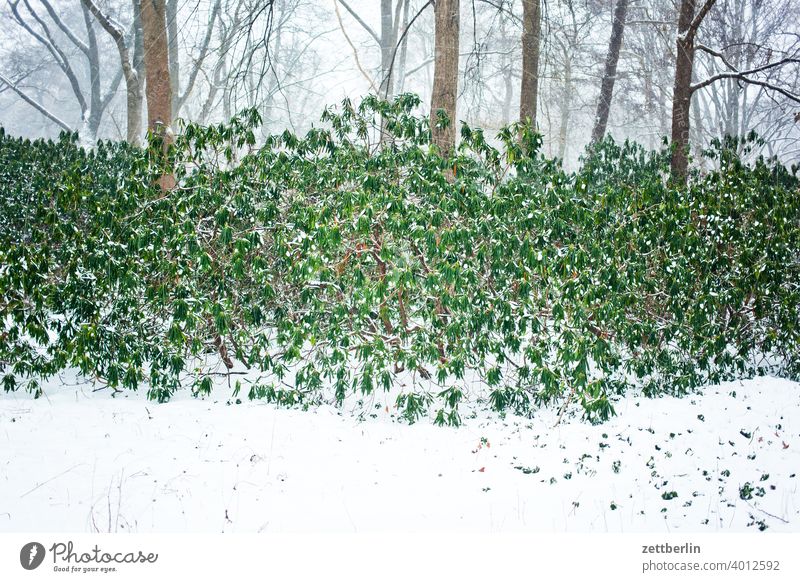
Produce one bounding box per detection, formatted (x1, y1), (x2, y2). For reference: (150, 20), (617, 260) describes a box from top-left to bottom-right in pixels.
(166, 0), (180, 116)
(141, 0), (173, 190)
(670, 0), (697, 181)
(430, 0), (459, 156)
(591, 0), (629, 144)
(670, 0), (716, 181)
(141, 0), (172, 132)
(519, 0), (541, 126)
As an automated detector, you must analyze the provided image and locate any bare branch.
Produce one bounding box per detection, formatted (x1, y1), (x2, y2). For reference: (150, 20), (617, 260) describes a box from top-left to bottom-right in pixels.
(100, 65), (124, 111)
(383, 0), (434, 96)
(696, 43), (736, 71)
(689, 0), (717, 36)
(38, 0), (90, 55)
(627, 20), (673, 26)
(80, 0), (136, 87)
(403, 56), (434, 78)
(692, 57), (800, 92)
(337, 0), (380, 44)
(11, 0), (88, 117)
(333, 0), (378, 93)
(0, 72), (72, 131)
(80, 0), (125, 43)
(477, 0), (521, 24)
(178, 0), (221, 111)
(8, 1), (66, 70)
(693, 73), (800, 104)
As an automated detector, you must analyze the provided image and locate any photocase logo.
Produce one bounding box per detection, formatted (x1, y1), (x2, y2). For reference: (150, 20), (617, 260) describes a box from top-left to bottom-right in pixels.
(20, 542), (46, 570)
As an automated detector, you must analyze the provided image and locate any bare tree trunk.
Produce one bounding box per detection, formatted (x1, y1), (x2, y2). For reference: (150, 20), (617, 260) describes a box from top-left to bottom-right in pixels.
(691, 90), (705, 168)
(496, 14), (511, 125)
(166, 0), (180, 116)
(502, 63), (513, 125)
(430, 0), (459, 156)
(377, 0), (397, 144)
(141, 0), (173, 191)
(670, 0), (697, 181)
(82, 4), (102, 140)
(200, 5), (237, 124)
(130, 0), (144, 144)
(740, 0), (759, 137)
(380, 0), (395, 99)
(558, 49), (572, 160)
(543, 98), (553, 156)
(729, 0), (743, 139)
(591, 0), (629, 144)
(265, 4), (283, 118)
(223, 66), (232, 121)
(80, 0), (144, 145)
(133, 0), (145, 74)
(725, 77), (740, 137)
(141, 0), (172, 132)
(519, 0), (541, 125)
(396, 0), (410, 93)
(642, 57), (656, 149)
(670, 0), (716, 182)
(659, 44), (670, 141)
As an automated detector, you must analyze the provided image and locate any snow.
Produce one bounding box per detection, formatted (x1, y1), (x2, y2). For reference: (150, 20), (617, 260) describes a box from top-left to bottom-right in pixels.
(1, 374), (798, 533)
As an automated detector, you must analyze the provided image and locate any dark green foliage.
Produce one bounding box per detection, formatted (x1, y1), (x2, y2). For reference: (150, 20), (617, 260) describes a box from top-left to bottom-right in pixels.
(1, 95), (798, 423)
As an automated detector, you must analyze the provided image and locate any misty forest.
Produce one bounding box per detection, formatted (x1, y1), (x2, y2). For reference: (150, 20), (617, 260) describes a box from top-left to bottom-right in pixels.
(1, 0), (800, 534)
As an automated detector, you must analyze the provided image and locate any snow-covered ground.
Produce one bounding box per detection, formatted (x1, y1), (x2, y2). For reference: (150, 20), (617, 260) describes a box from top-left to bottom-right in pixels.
(1, 374), (798, 533)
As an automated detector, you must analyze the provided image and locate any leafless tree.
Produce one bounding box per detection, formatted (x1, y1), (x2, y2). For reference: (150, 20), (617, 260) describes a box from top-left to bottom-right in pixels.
(545, 0), (596, 160)
(671, 0), (799, 180)
(591, 0), (628, 144)
(1, 0), (127, 141)
(80, 0), (144, 144)
(693, 0), (800, 159)
(519, 0), (541, 126)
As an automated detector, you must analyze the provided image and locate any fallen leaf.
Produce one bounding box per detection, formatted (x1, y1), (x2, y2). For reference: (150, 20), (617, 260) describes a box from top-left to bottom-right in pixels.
(478, 467), (485, 472)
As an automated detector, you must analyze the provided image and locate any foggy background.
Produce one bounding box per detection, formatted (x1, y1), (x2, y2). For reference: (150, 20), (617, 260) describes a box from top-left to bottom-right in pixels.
(1, 0), (798, 168)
